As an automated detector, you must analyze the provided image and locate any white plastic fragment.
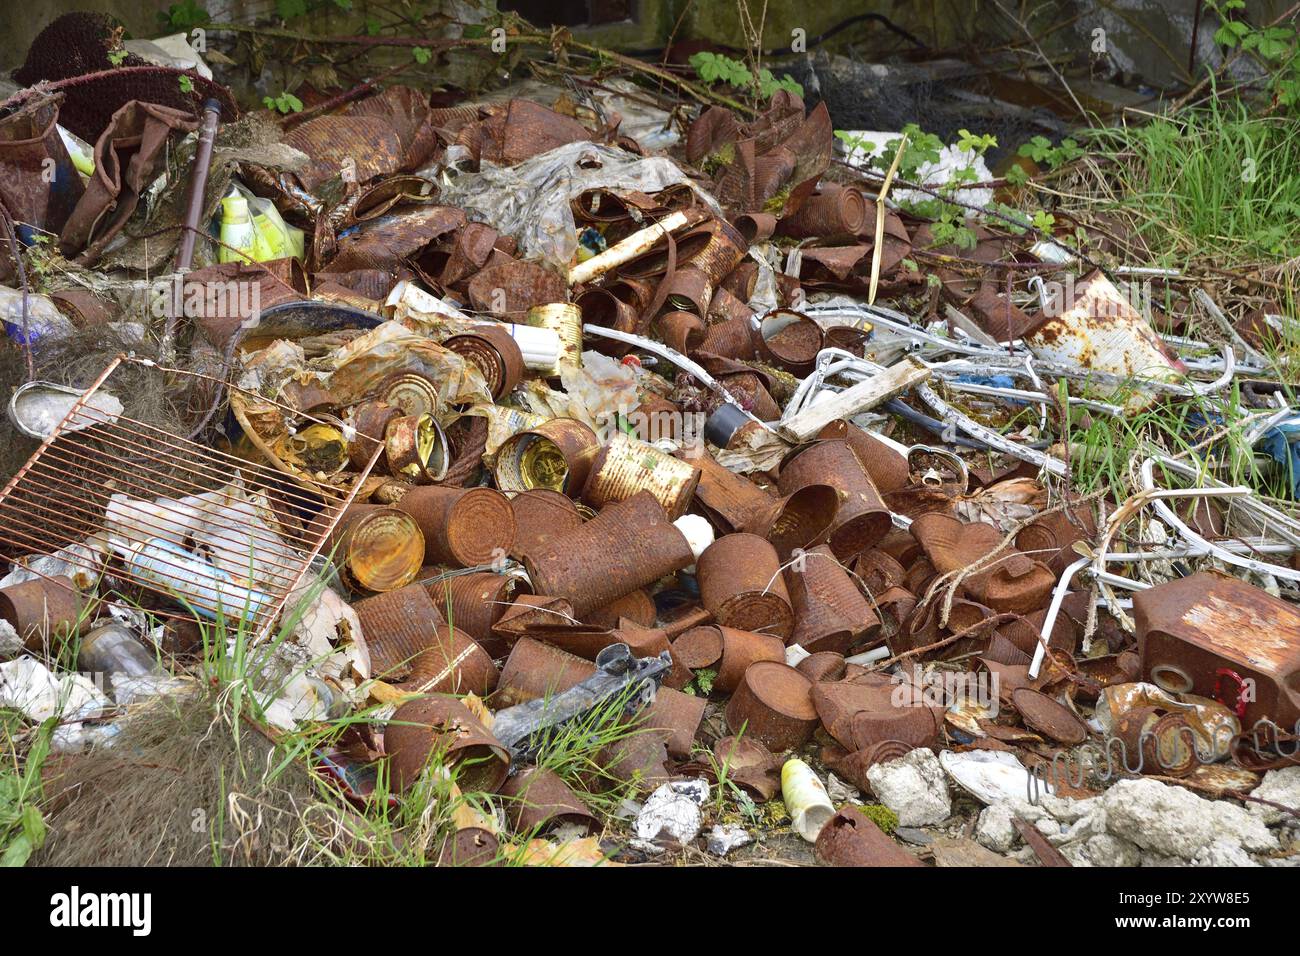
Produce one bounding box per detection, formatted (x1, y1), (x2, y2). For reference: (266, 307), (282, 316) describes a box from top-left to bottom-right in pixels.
(706, 823), (752, 856)
(633, 779), (709, 848)
(781, 758), (836, 842)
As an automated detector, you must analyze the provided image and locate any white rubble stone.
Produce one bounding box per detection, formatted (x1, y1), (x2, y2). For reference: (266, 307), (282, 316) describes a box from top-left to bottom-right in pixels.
(866, 748), (951, 827)
(1193, 839), (1259, 867)
(975, 803), (1020, 852)
(1101, 778), (1277, 859)
(1247, 767), (1300, 825)
(1061, 833), (1141, 867)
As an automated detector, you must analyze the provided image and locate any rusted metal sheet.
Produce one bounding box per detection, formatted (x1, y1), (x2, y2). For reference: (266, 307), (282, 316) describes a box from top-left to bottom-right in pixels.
(778, 439), (891, 560)
(466, 261), (567, 316)
(328, 504), (425, 593)
(712, 734), (781, 801)
(697, 533), (794, 640)
(494, 636), (595, 708)
(581, 432), (701, 519)
(1012, 688), (1089, 745)
(1024, 270), (1186, 412)
(396, 486), (517, 568)
(814, 806), (924, 867)
(522, 491), (693, 619)
(386, 695), (509, 794)
(725, 660), (818, 751)
(1133, 571), (1300, 728)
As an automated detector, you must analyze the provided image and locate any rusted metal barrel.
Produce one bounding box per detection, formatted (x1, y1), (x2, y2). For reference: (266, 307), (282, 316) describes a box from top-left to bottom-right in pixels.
(327, 504), (425, 593)
(522, 490), (693, 619)
(696, 533), (794, 640)
(494, 418), (600, 495)
(672, 624), (786, 694)
(444, 324), (525, 398)
(384, 413), (450, 483)
(778, 439), (891, 560)
(0, 575), (86, 651)
(525, 303), (582, 376)
(396, 486), (517, 568)
(786, 544), (881, 654)
(386, 695), (510, 794)
(752, 309), (825, 376)
(581, 432), (701, 519)
(507, 488), (584, 559)
(425, 571), (527, 659)
(725, 660), (818, 751)
(347, 400), (402, 470)
(499, 767), (598, 834)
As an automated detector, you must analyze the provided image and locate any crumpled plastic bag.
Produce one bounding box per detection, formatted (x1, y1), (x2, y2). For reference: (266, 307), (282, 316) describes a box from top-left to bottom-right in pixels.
(439, 140), (721, 269)
(0, 656), (110, 724)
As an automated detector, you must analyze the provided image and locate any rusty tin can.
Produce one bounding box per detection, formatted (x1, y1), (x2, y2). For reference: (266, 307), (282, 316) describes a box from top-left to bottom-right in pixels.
(698, 315), (757, 361)
(682, 218), (747, 286)
(494, 417), (600, 495)
(328, 504), (425, 593)
(814, 806), (924, 867)
(725, 660), (819, 752)
(658, 310), (706, 354)
(752, 309), (825, 376)
(351, 584), (445, 681)
(379, 371), (440, 419)
(683, 624), (786, 694)
(776, 183), (868, 241)
(384, 413), (450, 483)
(743, 483), (840, 562)
(786, 544), (881, 654)
(525, 303), (583, 376)
(778, 439), (891, 560)
(499, 767), (598, 834)
(732, 213), (777, 245)
(797, 651), (847, 683)
(444, 323), (526, 398)
(507, 488), (584, 559)
(522, 490), (693, 619)
(0, 575), (86, 651)
(581, 432), (701, 519)
(396, 485), (517, 567)
(660, 266), (713, 318)
(707, 286), (754, 325)
(425, 571), (526, 659)
(574, 287), (637, 356)
(696, 533), (794, 640)
(386, 695), (510, 794)
(493, 636), (596, 707)
(348, 400), (402, 470)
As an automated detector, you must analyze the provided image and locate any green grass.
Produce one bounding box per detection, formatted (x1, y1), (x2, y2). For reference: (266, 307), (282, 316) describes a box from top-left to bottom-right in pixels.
(1082, 96), (1300, 267)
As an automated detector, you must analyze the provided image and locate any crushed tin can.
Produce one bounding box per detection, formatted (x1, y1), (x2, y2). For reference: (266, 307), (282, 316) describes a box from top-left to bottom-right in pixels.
(814, 806), (923, 867)
(671, 624), (786, 694)
(499, 767), (598, 835)
(386, 694), (510, 794)
(396, 486), (517, 568)
(657, 310), (706, 354)
(786, 543), (881, 654)
(696, 533), (794, 640)
(581, 432), (701, 519)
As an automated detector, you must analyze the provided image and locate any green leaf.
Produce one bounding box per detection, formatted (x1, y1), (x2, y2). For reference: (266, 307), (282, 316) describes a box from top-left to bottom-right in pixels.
(1004, 164), (1029, 186)
(412, 46), (432, 65)
(178, 75), (195, 94)
(276, 0), (308, 19)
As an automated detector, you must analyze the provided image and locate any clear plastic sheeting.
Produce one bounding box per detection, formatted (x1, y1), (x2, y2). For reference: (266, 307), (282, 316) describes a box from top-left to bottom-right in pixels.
(439, 141), (722, 269)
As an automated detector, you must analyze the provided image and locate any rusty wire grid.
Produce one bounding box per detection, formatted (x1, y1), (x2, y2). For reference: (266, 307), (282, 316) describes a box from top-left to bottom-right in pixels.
(0, 354), (383, 641)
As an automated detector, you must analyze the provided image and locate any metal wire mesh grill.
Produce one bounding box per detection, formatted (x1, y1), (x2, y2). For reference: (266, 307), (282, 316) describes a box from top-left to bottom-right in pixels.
(0, 355), (382, 641)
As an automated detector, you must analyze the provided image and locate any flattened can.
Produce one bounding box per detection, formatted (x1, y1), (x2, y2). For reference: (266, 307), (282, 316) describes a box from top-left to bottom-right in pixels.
(580, 432), (701, 519)
(522, 490), (694, 619)
(499, 767), (598, 834)
(328, 504), (425, 593)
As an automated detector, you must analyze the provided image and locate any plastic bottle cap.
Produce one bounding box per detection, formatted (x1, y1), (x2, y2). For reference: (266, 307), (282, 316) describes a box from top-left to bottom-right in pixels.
(221, 195), (251, 223)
